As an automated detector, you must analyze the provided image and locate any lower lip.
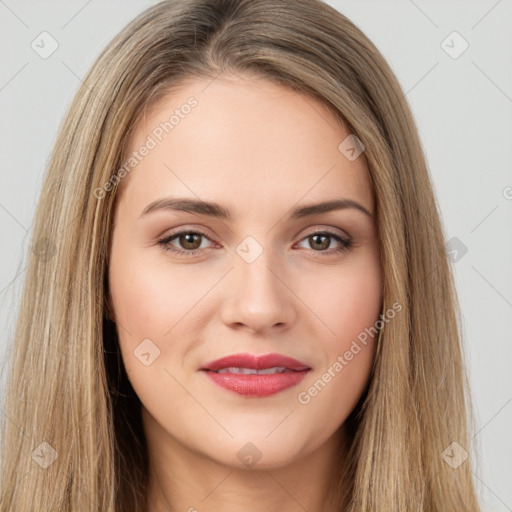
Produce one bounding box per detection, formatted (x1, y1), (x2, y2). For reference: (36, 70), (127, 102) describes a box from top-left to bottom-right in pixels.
(202, 370), (310, 397)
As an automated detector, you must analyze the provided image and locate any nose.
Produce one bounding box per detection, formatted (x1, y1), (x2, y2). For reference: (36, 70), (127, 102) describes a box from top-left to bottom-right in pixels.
(219, 248), (297, 335)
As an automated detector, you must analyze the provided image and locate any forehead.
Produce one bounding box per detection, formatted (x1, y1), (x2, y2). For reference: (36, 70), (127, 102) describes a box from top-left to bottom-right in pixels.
(116, 74), (373, 218)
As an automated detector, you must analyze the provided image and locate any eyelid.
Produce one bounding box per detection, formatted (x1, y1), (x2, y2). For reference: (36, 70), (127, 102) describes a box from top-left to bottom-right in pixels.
(156, 224), (216, 242)
(298, 225), (350, 240)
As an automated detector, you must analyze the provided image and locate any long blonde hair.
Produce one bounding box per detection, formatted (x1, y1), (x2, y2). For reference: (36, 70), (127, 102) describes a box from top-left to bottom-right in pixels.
(0, 0), (481, 510)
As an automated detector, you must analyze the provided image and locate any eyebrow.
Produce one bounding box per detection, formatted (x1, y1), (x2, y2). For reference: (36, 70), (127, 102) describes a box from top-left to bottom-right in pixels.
(139, 197), (373, 220)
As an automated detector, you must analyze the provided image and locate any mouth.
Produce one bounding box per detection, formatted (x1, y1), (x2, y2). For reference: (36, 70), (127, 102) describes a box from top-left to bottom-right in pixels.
(199, 352), (311, 397)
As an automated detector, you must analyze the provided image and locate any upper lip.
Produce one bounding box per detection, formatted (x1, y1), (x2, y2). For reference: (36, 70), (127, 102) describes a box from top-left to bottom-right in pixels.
(200, 352), (311, 372)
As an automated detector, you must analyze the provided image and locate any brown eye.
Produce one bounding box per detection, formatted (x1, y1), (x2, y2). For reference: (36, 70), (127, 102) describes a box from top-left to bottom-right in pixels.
(309, 233), (331, 251)
(176, 233), (203, 250)
(157, 229), (353, 258)
(296, 230), (353, 255)
(157, 230), (214, 256)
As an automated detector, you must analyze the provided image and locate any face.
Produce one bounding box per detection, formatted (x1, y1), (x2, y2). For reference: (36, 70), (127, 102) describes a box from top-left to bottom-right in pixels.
(108, 74), (382, 471)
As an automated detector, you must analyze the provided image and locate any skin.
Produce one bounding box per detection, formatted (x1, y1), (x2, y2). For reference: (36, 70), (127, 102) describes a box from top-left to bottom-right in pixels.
(108, 73), (383, 511)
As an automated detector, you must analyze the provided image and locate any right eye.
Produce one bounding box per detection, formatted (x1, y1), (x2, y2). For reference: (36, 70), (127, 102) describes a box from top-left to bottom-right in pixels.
(157, 230), (216, 256)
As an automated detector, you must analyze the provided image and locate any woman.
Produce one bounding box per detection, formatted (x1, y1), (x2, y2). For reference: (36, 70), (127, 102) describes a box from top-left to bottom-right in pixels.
(0, 0), (481, 510)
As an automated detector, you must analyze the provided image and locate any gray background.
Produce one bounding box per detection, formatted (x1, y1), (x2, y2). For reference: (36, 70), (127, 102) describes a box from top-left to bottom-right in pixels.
(1, 1), (511, 509)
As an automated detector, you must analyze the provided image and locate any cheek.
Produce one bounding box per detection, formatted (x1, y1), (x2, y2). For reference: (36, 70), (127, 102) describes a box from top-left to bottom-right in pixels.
(108, 246), (172, 369)
(295, 249), (381, 421)
(304, 247), (382, 345)
(109, 245), (211, 339)
(108, 245), (220, 386)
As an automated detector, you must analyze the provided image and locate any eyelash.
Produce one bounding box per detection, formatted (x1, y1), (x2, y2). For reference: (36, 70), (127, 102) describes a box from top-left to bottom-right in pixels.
(157, 229), (353, 257)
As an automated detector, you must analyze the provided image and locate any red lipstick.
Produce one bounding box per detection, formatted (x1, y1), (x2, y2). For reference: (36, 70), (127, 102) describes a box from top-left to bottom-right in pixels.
(199, 352), (311, 398)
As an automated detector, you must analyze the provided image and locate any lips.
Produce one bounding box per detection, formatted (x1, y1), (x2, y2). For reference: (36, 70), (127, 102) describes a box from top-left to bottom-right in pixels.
(199, 352), (311, 372)
(199, 352), (311, 398)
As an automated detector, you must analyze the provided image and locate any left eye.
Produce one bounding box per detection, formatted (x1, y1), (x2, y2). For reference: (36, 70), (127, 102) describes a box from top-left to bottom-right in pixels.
(157, 230), (353, 256)
(296, 231), (352, 253)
